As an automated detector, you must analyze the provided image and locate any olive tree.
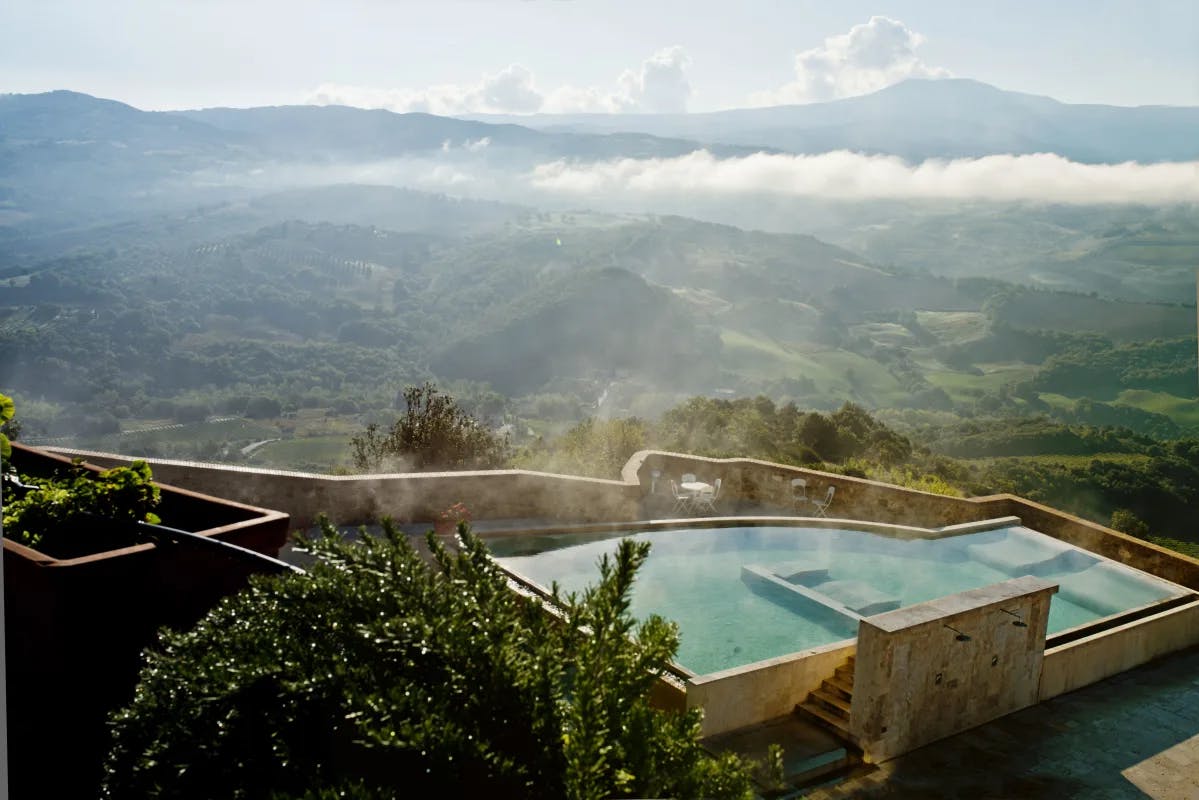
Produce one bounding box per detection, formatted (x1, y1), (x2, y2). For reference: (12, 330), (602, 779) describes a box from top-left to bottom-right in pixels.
(350, 382), (509, 471)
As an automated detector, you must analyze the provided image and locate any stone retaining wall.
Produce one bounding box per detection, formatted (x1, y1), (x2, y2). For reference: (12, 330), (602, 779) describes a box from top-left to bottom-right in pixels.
(49, 449), (640, 528)
(631, 451), (1199, 591)
(53, 447), (1199, 592)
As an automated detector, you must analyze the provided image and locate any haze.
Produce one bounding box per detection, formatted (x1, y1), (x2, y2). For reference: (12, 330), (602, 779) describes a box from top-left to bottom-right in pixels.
(2, 1), (1197, 111)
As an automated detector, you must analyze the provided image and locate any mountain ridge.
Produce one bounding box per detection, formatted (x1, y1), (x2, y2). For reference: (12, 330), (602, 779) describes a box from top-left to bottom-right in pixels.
(461, 78), (1199, 163)
(6, 78), (1198, 166)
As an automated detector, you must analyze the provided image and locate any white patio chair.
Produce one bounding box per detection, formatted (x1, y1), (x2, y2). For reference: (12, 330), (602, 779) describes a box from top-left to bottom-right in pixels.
(811, 485), (836, 518)
(695, 477), (722, 514)
(791, 478), (808, 511)
(680, 472), (697, 485)
(669, 480), (694, 515)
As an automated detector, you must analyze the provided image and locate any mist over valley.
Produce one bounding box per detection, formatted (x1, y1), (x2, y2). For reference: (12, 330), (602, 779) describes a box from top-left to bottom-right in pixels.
(2, 75), (1198, 546)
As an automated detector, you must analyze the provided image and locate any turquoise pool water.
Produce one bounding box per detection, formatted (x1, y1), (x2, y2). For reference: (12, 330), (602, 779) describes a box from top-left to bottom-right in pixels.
(488, 524), (1186, 676)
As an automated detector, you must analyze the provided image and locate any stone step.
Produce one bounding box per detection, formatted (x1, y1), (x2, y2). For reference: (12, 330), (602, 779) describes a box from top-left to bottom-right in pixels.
(835, 663), (856, 684)
(811, 687), (852, 715)
(797, 700), (851, 736)
(825, 675), (854, 698)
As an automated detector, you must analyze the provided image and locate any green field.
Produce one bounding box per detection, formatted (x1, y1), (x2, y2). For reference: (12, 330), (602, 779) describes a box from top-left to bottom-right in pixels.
(719, 328), (907, 403)
(246, 435), (352, 472)
(914, 311), (988, 344)
(924, 363), (1037, 399)
(1115, 390), (1199, 427)
(1036, 393), (1074, 411)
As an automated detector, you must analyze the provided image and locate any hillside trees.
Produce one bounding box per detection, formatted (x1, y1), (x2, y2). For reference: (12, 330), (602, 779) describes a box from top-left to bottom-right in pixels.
(350, 382), (509, 471)
(515, 417), (648, 478)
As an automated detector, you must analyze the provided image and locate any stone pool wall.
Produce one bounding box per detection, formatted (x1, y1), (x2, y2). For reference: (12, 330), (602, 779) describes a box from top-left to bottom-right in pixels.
(850, 576), (1057, 763)
(45, 445), (1199, 759)
(627, 450), (1199, 591)
(686, 640), (857, 738)
(55, 446), (1199, 591)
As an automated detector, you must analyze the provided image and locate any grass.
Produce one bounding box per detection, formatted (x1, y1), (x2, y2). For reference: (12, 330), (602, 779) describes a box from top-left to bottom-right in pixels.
(245, 435), (352, 472)
(1115, 390), (1199, 428)
(1105, 241), (1199, 267)
(1037, 393), (1076, 411)
(719, 328), (907, 402)
(924, 363), (1037, 399)
(914, 311), (987, 344)
(133, 418), (280, 443)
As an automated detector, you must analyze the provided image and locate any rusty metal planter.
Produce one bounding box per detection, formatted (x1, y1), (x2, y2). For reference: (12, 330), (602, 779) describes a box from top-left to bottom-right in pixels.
(3, 442), (291, 797)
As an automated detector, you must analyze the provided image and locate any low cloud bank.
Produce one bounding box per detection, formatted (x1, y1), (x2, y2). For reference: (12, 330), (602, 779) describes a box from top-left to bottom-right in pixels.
(529, 150), (1199, 205)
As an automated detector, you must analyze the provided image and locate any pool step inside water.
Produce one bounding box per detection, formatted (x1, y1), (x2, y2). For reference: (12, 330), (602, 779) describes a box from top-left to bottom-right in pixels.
(808, 579), (902, 616)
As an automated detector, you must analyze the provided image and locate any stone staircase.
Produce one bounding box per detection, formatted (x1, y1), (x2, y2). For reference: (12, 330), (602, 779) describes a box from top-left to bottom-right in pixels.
(797, 655), (857, 743)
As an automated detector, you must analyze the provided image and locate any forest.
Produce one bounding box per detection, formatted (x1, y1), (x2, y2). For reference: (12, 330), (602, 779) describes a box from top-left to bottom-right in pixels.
(3, 96), (1197, 556)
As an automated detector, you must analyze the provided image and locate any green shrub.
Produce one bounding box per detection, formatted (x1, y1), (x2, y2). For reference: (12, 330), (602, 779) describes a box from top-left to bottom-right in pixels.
(0, 391), (14, 458)
(350, 382), (509, 471)
(102, 520), (754, 800)
(1110, 509), (1151, 538)
(2, 459), (161, 547)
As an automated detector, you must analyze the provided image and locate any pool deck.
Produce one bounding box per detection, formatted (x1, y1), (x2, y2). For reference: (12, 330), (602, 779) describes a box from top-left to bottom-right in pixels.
(806, 645), (1199, 800)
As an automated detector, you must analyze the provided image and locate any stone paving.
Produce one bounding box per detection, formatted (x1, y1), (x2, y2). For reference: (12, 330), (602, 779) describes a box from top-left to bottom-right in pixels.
(806, 646), (1199, 800)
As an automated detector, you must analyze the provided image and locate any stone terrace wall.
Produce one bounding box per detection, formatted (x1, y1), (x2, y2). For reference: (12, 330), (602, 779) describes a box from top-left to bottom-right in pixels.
(50, 449), (640, 528)
(628, 450), (1199, 591)
(54, 448), (1199, 591)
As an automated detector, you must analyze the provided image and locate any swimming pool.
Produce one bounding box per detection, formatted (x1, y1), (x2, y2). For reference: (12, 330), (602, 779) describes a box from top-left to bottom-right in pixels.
(487, 521), (1189, 675)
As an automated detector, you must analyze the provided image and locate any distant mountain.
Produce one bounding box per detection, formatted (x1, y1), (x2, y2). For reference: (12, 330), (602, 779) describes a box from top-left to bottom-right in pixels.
(0, 90), (762, 234)
(0, 90), (232, 150)
(464, 78), (1199, 163)
(0, 89), (758, 162)
(174, 104), (761, 161)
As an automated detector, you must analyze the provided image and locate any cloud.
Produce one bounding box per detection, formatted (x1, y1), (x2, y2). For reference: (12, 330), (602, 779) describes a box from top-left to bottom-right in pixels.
(528, 150), (1199, 205)
(475, 65), (543, 113)
(612, 46), (692, 113)
(542, 84), (616, 114)
(751, 16), (950, 105)
(308, 64), (543, 115)
(306, 47), (693, 115)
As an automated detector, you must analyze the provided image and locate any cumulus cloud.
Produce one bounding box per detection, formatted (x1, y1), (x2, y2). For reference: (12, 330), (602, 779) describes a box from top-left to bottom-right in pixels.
(307, 47), (692, 115)
(308, 64), (543, 115)
(528, 150), (1199, 205)
(612, 46), (693, 113)
(751, 16), (950, 105)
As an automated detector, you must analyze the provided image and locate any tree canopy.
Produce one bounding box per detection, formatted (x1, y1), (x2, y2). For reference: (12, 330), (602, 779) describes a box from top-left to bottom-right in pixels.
(350, 382), (509, 471)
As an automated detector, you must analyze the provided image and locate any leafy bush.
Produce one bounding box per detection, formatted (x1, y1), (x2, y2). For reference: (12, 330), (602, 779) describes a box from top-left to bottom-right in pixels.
(0, 392), (14, 456)
(2, 459), (161, 548)
(350, 382), (509, 471)
(102, 520), (754, 800)
(514, 417), (648, 478)
(1110, 509), (1151, 538)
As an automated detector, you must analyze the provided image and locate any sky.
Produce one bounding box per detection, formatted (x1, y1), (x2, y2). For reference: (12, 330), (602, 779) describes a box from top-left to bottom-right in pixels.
(2, 0), (1197, 113)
